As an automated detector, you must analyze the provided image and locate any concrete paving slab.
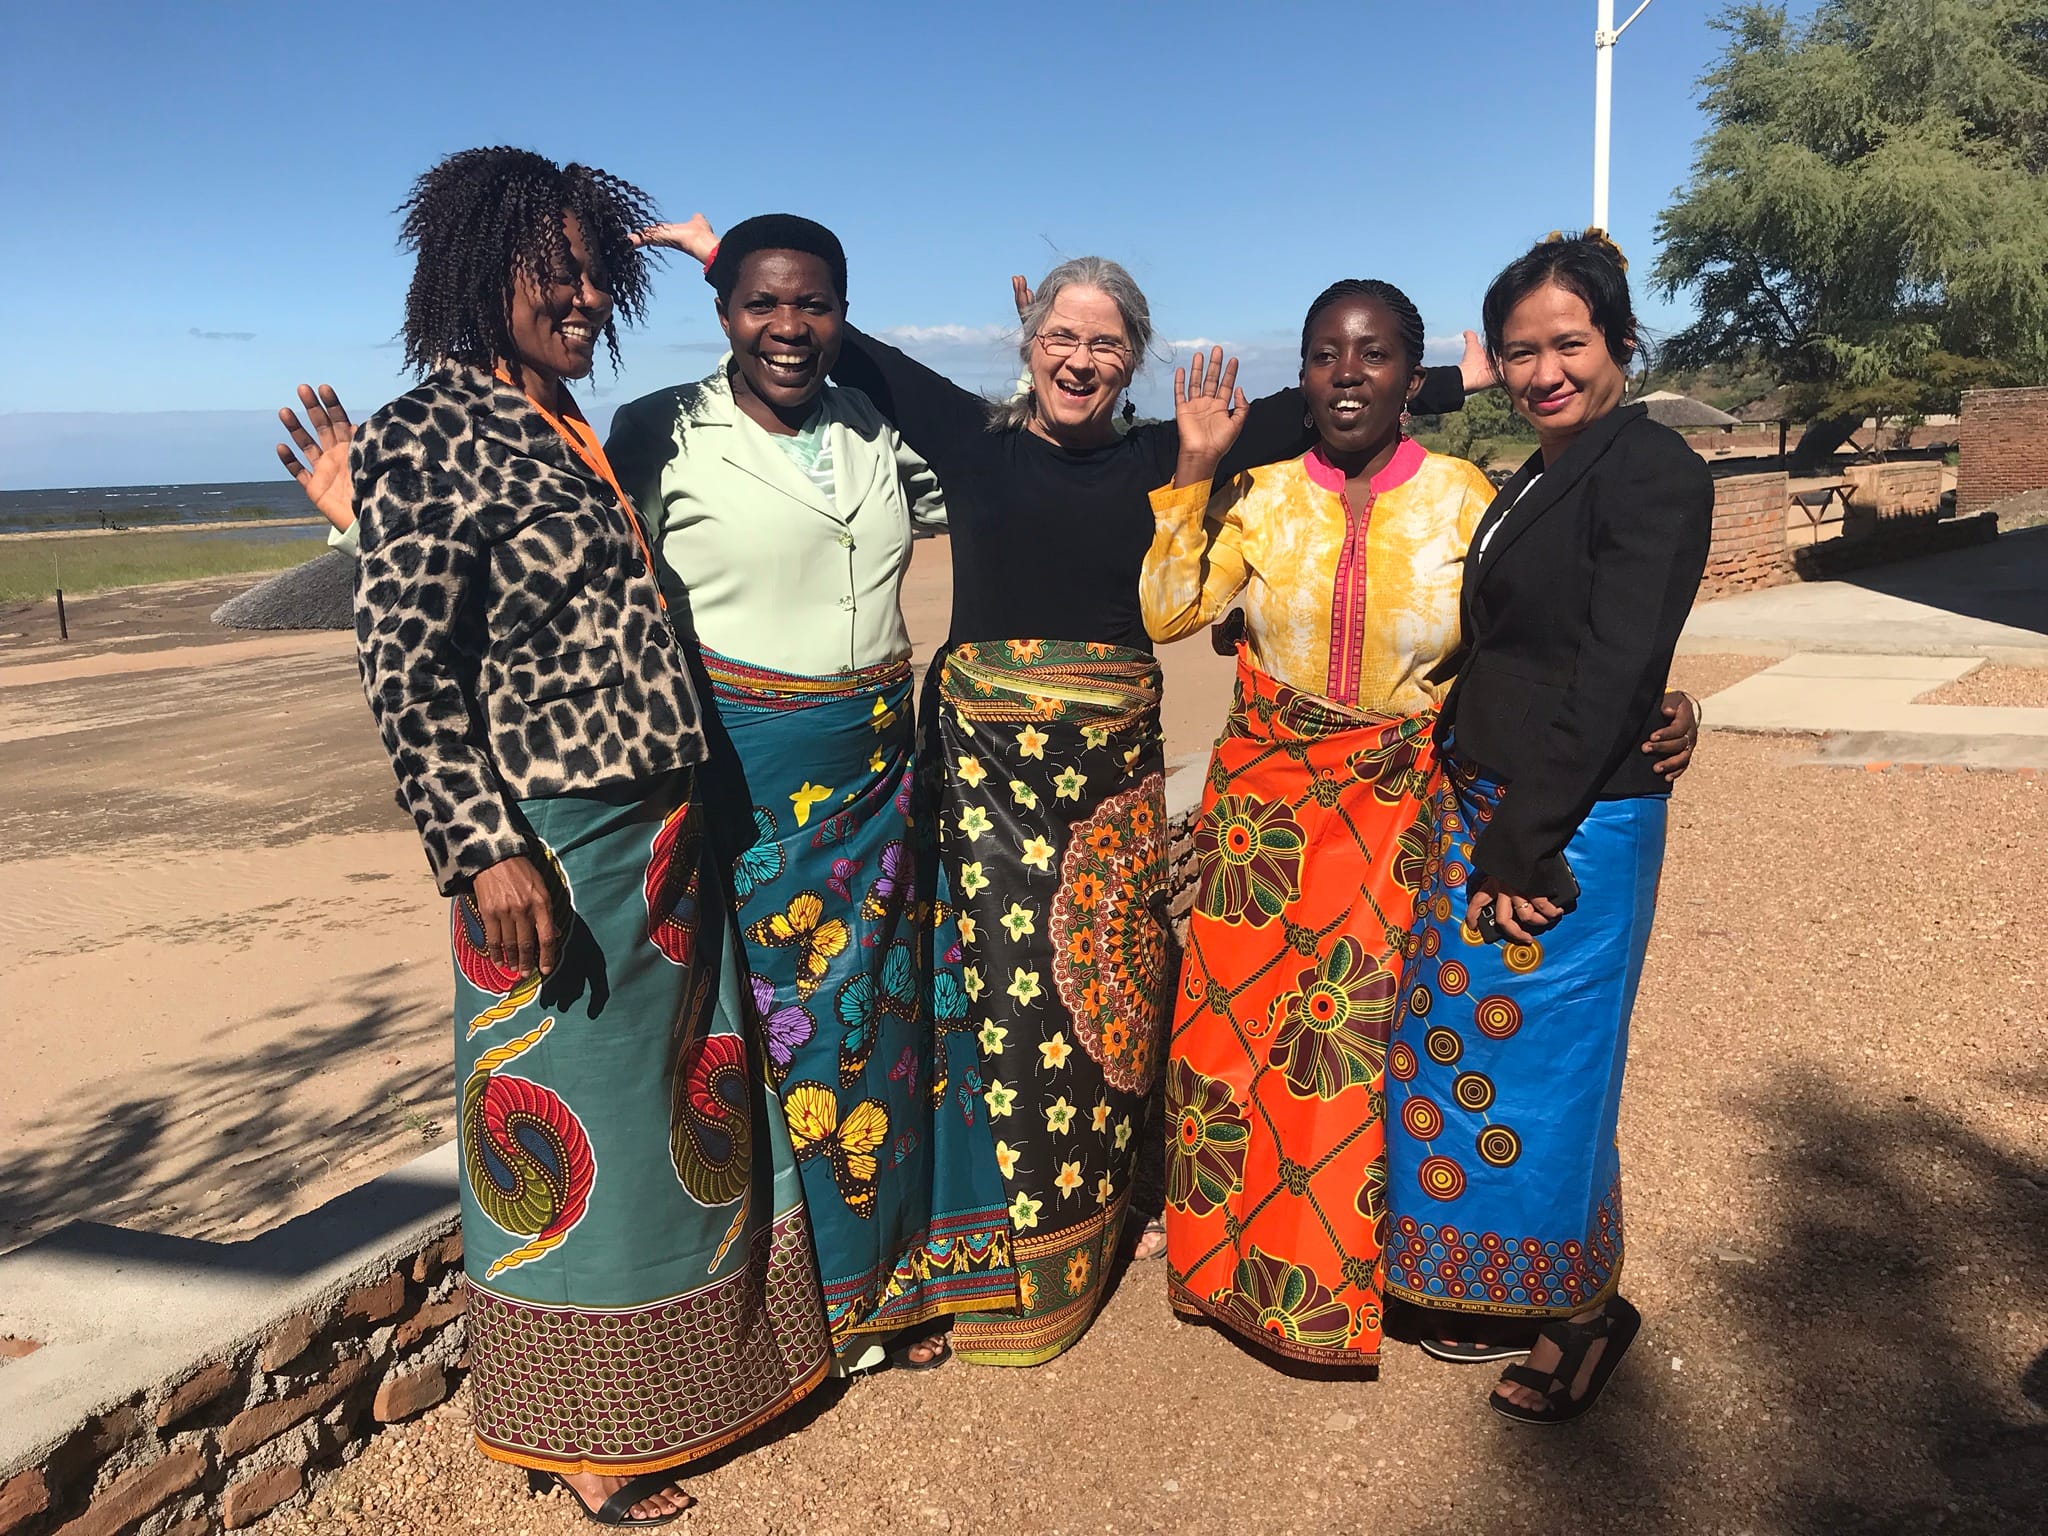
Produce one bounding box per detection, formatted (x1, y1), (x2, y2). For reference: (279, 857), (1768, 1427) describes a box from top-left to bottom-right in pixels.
(1682, 523), (2048, 661)
(1761, 654), (1984, 682)
(1704, 651), (2048, 743)
(0, 1144), (457, 1470)
(1801, 732), (2048, 771)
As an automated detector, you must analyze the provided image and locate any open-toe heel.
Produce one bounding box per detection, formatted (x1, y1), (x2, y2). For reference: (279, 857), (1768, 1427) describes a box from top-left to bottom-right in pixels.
(526, 1468), (691, 1527)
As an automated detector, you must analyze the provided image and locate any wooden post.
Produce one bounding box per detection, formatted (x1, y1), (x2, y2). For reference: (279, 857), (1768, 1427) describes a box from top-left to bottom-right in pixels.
(56, 587), (69, 640)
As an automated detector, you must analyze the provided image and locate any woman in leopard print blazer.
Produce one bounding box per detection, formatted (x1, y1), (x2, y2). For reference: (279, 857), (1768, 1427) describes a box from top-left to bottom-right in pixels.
(345, 148), (830, 1524)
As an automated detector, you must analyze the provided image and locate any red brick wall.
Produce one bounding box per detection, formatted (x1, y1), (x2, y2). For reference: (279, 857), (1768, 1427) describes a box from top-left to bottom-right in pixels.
(1958, 386), (2048, 512)
(1702, 471), (1793, 598)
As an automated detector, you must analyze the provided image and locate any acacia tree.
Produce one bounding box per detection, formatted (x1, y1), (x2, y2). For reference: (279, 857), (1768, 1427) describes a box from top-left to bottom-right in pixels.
(1654, 0), (2048, 464)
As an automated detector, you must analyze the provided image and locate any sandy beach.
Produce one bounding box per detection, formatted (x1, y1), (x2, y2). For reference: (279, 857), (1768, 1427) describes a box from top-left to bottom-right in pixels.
(0, 539), (1238, 1256)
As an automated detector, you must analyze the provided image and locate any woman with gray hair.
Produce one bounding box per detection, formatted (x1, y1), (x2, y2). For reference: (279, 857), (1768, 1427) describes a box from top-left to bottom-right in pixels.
(635, 218), (1469, 1368)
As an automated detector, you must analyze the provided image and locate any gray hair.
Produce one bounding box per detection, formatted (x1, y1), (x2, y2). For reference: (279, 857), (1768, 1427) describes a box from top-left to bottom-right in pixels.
(987, 255), (1155, 432)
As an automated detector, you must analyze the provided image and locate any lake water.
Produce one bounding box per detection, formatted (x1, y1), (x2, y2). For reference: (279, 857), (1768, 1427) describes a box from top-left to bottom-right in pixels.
(0, 480), (308, 537)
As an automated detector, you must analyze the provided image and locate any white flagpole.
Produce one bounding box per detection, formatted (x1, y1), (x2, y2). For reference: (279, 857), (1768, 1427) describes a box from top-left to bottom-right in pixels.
(1593, 0), (1658, 232)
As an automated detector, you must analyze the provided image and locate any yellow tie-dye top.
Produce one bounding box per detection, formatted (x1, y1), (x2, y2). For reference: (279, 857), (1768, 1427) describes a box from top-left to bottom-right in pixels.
(1142, 438), (1498, 714)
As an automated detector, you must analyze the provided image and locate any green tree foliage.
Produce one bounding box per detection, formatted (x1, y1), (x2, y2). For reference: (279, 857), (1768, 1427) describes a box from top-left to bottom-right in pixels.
(1413, 388), (1535, 466)
(1653, 0), (2048, 453)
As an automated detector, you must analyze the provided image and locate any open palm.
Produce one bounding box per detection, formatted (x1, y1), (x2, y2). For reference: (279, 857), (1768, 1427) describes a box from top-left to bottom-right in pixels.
(1174, 346), (1247, 465)
(275, 384), (357, 533)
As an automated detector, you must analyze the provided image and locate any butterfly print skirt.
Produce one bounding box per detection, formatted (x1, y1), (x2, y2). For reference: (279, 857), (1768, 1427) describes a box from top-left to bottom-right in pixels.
(1164, 650), (1438, 1367)
(931, 640), (1175, 1367)
(703, 651), (1018, 1357)
(455, 769), (830, 1476)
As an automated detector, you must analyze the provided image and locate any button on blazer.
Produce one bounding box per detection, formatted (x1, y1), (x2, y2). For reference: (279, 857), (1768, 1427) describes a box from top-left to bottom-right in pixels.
(1436, 402), (1713, 896)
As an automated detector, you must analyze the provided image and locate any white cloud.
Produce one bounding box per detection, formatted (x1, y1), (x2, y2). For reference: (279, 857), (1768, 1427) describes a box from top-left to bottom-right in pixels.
(877, 323), (1011, 347)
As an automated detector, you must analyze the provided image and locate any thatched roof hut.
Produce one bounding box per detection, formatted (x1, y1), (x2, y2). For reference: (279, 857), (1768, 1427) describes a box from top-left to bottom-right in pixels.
(1636, 390), (1741, 429)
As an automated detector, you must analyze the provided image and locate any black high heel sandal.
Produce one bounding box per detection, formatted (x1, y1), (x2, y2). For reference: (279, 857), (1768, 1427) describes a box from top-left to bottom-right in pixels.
(526, 1468), (691, 1527)
(1489, 1295), (1642, 1426)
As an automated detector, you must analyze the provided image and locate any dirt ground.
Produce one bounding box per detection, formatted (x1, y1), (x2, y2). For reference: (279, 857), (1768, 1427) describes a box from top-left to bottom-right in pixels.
(7, 558), (2046, 1533)
(0, 542), (1238, 1254)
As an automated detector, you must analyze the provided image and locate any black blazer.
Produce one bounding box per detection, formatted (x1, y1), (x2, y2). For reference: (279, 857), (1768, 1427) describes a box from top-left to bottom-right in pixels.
(1435, 403), (1712, 897)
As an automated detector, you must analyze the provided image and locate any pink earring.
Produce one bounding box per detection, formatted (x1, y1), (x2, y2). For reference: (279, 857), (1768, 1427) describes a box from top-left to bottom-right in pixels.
(1399, 408), (1413, 436)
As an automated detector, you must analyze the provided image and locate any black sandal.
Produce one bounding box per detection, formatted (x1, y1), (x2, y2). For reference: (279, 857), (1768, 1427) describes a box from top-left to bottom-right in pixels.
(887, 1331), (953, 1372)
(527, 1469), (690, 1527)
(1489, 1296), (1642, 1426)
(1420, 1336), (1532, 1364)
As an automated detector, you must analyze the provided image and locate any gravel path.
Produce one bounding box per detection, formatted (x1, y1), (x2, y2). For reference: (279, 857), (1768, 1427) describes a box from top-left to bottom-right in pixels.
(1917, 666), (2048, 708)
(260, 654), (2047, 1535)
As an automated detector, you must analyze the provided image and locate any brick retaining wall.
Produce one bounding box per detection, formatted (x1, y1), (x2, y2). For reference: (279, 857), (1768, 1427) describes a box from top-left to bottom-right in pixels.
(0, 1155), (466, 1536)
(1701, 470), (1794, 599)
(1959, 386), (2048, 512)
(1843, 461), (1943, 521)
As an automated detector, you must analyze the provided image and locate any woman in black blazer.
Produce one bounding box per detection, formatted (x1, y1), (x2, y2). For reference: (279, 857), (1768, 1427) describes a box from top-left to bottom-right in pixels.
(1383, 233), (1711, 1424)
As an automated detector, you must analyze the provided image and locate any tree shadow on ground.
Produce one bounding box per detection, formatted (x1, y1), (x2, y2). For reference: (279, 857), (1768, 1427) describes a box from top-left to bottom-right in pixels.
(1831, 521), (2048, 638)
(1749, 1067), (2046, 1533)
(0, 966), (447, 1256)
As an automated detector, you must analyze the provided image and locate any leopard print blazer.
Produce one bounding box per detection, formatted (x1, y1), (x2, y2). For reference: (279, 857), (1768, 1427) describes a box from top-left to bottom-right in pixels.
(352, 362), (706, 893)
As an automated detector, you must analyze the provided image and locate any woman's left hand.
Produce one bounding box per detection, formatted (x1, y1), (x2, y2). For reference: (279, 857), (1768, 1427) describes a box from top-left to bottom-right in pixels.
(1469, 875), (1563, 944)
(1643, 690), (1701, 780)
(632, 215), (718, 263)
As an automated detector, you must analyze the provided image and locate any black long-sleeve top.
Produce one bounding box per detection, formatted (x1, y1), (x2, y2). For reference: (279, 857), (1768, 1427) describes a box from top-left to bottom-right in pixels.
(830, 328), (1466, 650)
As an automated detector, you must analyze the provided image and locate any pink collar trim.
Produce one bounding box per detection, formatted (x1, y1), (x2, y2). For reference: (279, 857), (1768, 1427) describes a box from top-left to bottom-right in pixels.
(1303, 435), (1427, 496)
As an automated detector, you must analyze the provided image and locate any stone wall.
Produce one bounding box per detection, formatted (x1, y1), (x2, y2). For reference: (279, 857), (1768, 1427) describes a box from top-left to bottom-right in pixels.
(1958, 386), (2048, 512)
(1701, 470), (1794, 599)
(0, 1152), (466, 1536)
(1842, 461), (1944, 522)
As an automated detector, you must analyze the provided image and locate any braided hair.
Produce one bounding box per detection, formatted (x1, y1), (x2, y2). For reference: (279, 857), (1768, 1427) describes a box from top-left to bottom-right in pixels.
(1299, 279), (1426, 371)
(394, 147), (658, 376)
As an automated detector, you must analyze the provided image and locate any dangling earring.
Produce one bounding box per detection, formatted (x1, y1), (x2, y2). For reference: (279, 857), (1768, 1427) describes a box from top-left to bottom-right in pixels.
(1304, 408), (1314, 429)
(1399, 408), (1413, 437)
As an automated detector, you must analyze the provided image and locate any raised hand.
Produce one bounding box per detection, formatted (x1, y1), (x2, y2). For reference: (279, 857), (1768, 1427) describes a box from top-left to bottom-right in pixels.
(275, 384), (357, 533)
(1457, 329), (1498, 394)
(1012, 275), (1034, 321)
(1170, 346), (1247, 488)
(632, 214), (718, 264)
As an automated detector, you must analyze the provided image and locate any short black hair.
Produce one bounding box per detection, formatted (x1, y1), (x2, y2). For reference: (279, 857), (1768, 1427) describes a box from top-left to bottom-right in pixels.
(706, 214), (848, 305)
(1481, 230), (1637, 371)
(1300, 279), (1426, 372)
(394, 146), (657, 376)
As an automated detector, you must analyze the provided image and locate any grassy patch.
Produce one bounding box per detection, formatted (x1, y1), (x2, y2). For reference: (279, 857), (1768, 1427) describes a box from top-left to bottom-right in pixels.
(0, 532), (328, 604)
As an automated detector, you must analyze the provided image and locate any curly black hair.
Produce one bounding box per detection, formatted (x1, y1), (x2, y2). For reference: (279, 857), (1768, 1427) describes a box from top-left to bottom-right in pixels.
(1299, 279), (1427, 372)
(394, 146), (659, 376)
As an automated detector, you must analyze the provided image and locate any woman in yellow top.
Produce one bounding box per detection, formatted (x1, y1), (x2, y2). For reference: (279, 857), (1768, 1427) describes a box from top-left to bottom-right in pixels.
(1144, 280), (1693, 1373)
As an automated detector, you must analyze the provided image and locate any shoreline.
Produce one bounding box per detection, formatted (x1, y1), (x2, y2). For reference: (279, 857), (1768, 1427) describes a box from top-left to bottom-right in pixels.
(0, 516), (325, 542)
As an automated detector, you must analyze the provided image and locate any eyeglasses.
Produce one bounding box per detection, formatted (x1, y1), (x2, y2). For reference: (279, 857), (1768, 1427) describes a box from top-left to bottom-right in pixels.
(1035, 329), (1132, 365)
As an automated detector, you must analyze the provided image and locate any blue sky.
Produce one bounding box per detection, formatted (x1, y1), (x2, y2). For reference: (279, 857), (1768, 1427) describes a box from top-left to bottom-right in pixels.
(0, 0), (1793, 488)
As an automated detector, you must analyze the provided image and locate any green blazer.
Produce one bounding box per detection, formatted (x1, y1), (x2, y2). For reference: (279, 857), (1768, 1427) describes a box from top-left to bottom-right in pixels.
(606, 359), (945, 677)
